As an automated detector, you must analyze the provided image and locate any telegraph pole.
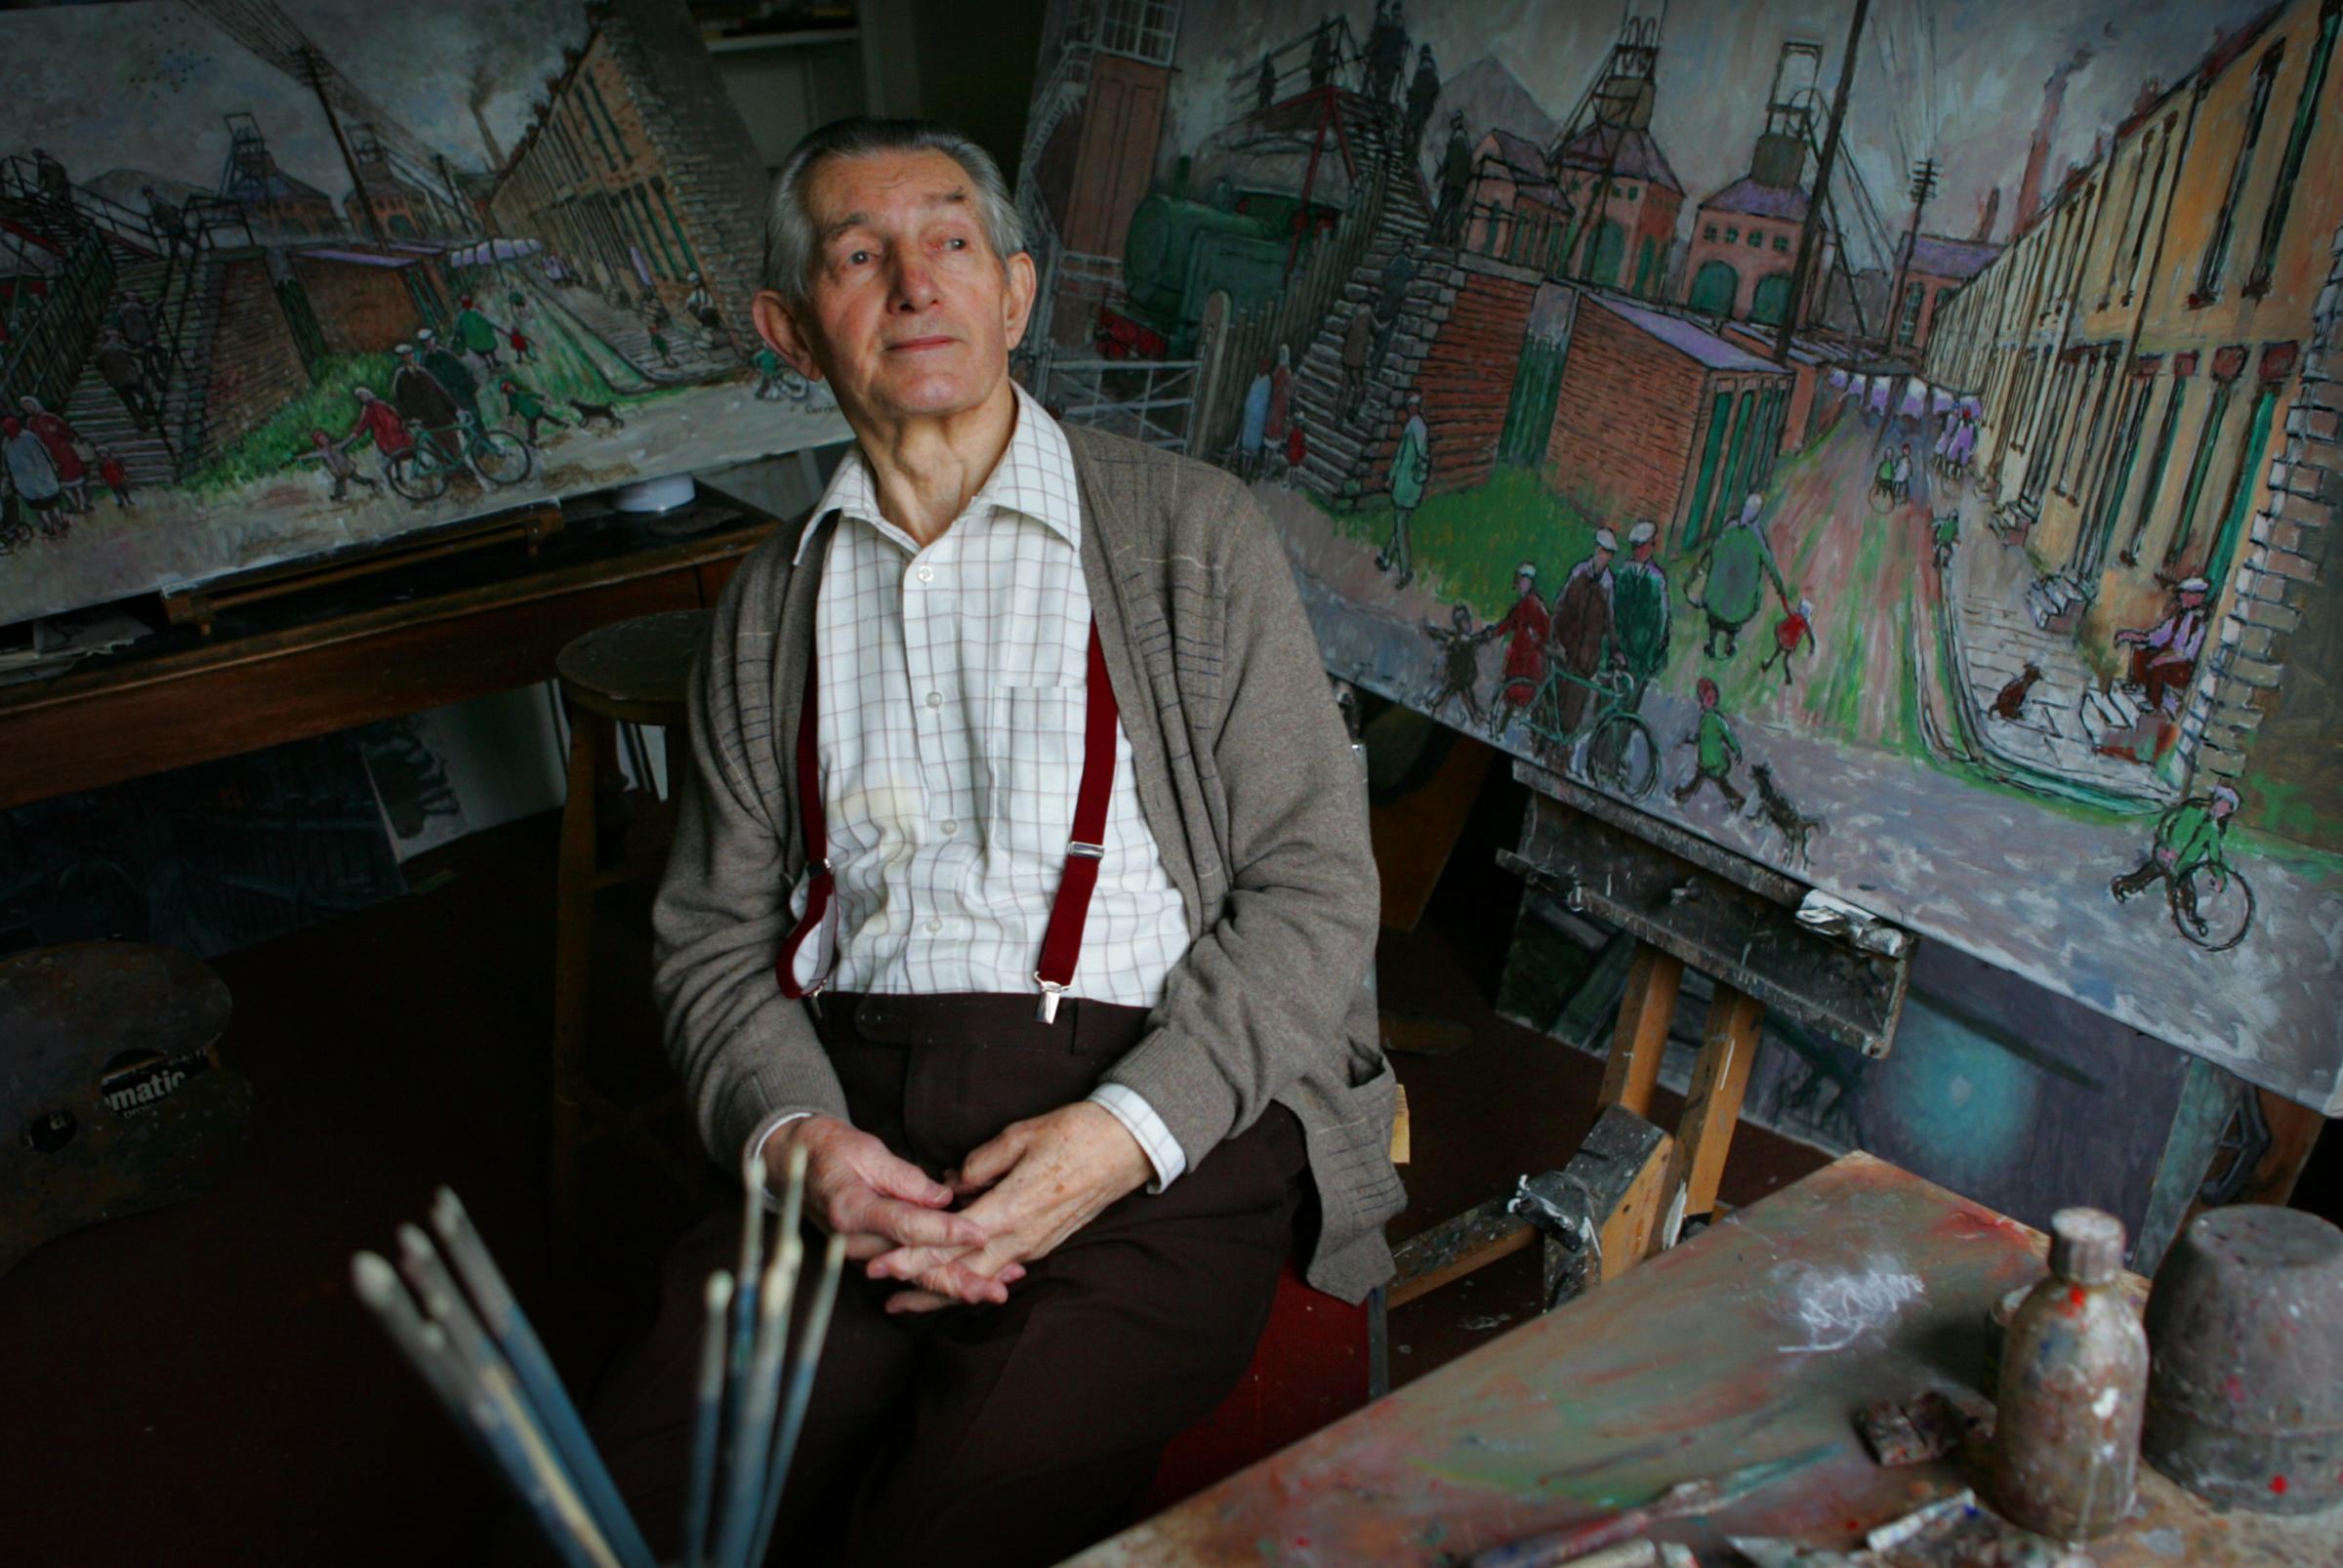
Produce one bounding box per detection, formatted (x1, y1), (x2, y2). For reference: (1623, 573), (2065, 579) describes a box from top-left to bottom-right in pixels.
(1772, 0), (1870, 363)
(1886, 156), (1941, 350)
(299, 44), (388, 246)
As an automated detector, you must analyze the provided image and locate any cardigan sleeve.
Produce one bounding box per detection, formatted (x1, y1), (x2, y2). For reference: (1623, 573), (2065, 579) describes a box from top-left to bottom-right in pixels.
(1096, 481), (1382, 1164)
(650, 559), (850, 1178)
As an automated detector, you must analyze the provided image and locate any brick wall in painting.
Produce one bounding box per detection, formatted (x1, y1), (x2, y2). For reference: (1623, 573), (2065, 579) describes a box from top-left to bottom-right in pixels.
(201, 256), (307, 458)
(1543, 298), (1708, 523)
(1410, 254), (1540, 496)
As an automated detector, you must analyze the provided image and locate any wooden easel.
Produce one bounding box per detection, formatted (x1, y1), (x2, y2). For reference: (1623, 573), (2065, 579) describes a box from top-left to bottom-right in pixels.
(161, 502), (563, 635)
(1390, 763), (1914, 1310)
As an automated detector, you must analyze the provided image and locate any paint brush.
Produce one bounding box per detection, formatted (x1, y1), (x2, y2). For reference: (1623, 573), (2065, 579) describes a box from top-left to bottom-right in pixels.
(395, 1225), (625, 1568)
(729, 1141), (770, 1421)
(1468, 1443), (1842, 1568)
(682, 1269), (734, 1568)
(431, 1190), (659, 1568)
(746, 1230), (847, 1568)
(713, 1229), (803, 1568)
(352, 1253), (609, 1568)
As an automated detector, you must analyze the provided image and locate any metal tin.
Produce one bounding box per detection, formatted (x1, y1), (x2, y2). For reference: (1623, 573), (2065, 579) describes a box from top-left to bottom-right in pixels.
(2143, 1204), (2343, 1515)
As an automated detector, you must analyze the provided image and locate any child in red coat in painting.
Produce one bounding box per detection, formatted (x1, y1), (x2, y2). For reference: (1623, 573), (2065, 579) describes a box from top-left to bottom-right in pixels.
(1758, 597), (1816, 687)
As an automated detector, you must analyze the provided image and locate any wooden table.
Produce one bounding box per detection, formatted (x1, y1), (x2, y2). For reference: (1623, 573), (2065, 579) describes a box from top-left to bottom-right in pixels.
(0, 494), (783, 812)
(1073, 1155), (2342, 1565)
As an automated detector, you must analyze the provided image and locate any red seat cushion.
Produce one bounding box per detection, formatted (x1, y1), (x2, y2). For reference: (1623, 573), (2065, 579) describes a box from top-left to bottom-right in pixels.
(1141, 1259), (1374, 1513)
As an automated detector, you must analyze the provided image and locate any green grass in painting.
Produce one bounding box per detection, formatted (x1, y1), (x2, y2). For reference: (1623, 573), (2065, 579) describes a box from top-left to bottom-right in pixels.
(1318, 464), (1606, 620)
(185, 351), (401, 494)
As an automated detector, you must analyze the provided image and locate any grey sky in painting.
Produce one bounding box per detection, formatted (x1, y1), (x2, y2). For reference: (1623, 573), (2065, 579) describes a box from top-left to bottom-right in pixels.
(1163, 0), (2279, 259)
(1, 0), (585, 207)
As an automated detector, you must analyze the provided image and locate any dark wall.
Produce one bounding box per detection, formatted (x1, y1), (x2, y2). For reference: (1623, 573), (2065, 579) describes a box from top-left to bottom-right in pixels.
(910, 0), (1046, 188)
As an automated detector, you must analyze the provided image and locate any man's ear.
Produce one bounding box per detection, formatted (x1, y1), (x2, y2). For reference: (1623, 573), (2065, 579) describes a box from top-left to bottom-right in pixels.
(752, 289), (826, 383)
(1001, 252), (1038, 352)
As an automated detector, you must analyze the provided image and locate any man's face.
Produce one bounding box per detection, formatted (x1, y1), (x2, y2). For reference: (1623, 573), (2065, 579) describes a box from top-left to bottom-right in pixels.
(1516, 573), (1535, 598)
(2180, 589), (2205, 610)
(752, 148), (1035, 425)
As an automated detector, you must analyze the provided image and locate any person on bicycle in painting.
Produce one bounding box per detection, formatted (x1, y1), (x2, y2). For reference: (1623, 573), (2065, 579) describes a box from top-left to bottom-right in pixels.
(2111, 785), (2240, 938)
(345, 388), (417, 488)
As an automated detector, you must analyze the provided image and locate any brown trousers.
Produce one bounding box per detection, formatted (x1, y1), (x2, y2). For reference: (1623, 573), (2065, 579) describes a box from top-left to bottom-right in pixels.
(589, 992), (1307, 1568)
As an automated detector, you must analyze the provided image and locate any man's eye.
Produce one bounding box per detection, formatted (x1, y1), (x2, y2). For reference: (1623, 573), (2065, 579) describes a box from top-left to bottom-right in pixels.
(944, 236), (966, 250)
(846, 250), (871, 266)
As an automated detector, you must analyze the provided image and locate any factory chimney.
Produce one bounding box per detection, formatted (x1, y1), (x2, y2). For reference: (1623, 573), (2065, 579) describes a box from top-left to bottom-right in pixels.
(2015, 49), (2092, 231)
(1973, 185), (2000, 242)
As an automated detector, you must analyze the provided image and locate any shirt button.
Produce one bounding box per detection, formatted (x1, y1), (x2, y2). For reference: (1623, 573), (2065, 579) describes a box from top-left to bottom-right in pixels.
(925, 918), (943, 933)
(915, 563), (934, 583)
(925, 690), (942, 708)
(940, 820), (957, 835)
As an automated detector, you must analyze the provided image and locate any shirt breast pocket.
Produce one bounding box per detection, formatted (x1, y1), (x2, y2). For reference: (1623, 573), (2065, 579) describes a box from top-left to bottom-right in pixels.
(981, 684), (1085, 872)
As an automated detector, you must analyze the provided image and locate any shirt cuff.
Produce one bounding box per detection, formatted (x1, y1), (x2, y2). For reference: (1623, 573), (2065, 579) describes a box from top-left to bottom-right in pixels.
(1087, 1083), (1186, 1193)
(744, 1109), (817, 1210)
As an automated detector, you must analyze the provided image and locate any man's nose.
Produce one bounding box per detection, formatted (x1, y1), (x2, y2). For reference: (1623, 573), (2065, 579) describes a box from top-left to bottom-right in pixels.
(889, 251), (939, 311)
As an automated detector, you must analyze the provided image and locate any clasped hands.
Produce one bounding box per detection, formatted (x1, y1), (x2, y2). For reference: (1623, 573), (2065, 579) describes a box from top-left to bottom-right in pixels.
(764, 1102), (1153, 1316)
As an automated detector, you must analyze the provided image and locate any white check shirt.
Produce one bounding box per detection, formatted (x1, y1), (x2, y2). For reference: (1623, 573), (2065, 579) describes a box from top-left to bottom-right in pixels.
(748, 383), (1193, 1190)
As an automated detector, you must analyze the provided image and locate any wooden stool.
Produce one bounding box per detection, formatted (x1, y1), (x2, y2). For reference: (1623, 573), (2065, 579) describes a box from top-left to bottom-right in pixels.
(551, 608), (711, 1268)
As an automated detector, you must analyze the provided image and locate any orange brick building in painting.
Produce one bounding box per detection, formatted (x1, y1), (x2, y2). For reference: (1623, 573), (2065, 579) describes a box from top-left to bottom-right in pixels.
(1544, 295), (1793, 547)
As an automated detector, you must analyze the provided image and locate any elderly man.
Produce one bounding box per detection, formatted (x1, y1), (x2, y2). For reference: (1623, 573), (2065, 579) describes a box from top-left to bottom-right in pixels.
(2115, 576), (2211, 715)
(593, 118), (1399, 1567)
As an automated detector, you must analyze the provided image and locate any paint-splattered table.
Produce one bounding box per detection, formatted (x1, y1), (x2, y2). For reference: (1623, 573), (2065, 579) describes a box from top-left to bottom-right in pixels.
(1069, 1153), (2342, 1566)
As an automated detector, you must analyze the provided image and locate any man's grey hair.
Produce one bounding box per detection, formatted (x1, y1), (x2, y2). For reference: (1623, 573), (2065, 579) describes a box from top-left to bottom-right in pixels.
(762, 118), (1026, 304)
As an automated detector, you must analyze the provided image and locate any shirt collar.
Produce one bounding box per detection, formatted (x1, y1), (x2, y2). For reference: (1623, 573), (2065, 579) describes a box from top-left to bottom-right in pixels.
(795, 380), (1081, 563)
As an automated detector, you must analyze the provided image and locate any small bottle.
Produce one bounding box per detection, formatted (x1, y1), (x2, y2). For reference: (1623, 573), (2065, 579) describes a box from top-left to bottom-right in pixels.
(1991, 1208), (2149, 1540)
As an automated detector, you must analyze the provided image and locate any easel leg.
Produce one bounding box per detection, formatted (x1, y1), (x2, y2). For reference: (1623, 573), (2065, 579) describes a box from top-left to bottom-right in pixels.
(1652, 981), (1765, 1254)
(551, 701), (602, 1274)
(1600, 943), (1683, 1116)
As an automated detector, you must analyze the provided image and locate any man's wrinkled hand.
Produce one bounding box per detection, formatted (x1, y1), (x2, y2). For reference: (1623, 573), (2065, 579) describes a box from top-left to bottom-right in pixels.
(867, 1101), (1153, 1315)
(766, 1115), (1020, 1304)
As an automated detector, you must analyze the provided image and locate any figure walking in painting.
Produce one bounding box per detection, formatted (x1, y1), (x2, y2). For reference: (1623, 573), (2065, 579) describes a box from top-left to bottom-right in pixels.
(95, 447), (133, 510)
(1282, 413), (1307, 481)
(17, 396), (90, 514)
(1339, 303), (1375, 421)
(346, 388), (418, 488)
(1369, 243), (1417, 380)
(1420, 603), (1487, 727)
(92, 328), (159, 431)
(296, 427), (382, 503)
(2111, 786), (2240, 940)
(391, 345), (465, 467)
(1364, 0), (1410, 105)
(417, 329), (485, 432)
(1430, 111), (1472, 244)
(455, 295), (505, 369)
(1238, 357), (1272, 479)
(682, 271), (726, 350)
(1481, 561), (1549, 739)
(501, 380), (568, 445)
(1757, 597), (1817, 687)
(1377, 391), (1429, 587)
(143, 185), (186, 262)
(508, 324), (536, 364)
(112, 291), (166, 384)
(753, 345), (794, 400)
(1931, 511), (1959, 570)
(2114, 576), (2209, 716)
(1404, 45), (1442, 157)
(1545, 527), (1617, 738)
(1307, 17), (1338, 89)
(1609, 519), (1669, 697)
(1692, 493), (1787, 658)
(1671, 677), (1747, 811)
(1892, 441), (1915, 506)
(3, 416), (66, 538)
